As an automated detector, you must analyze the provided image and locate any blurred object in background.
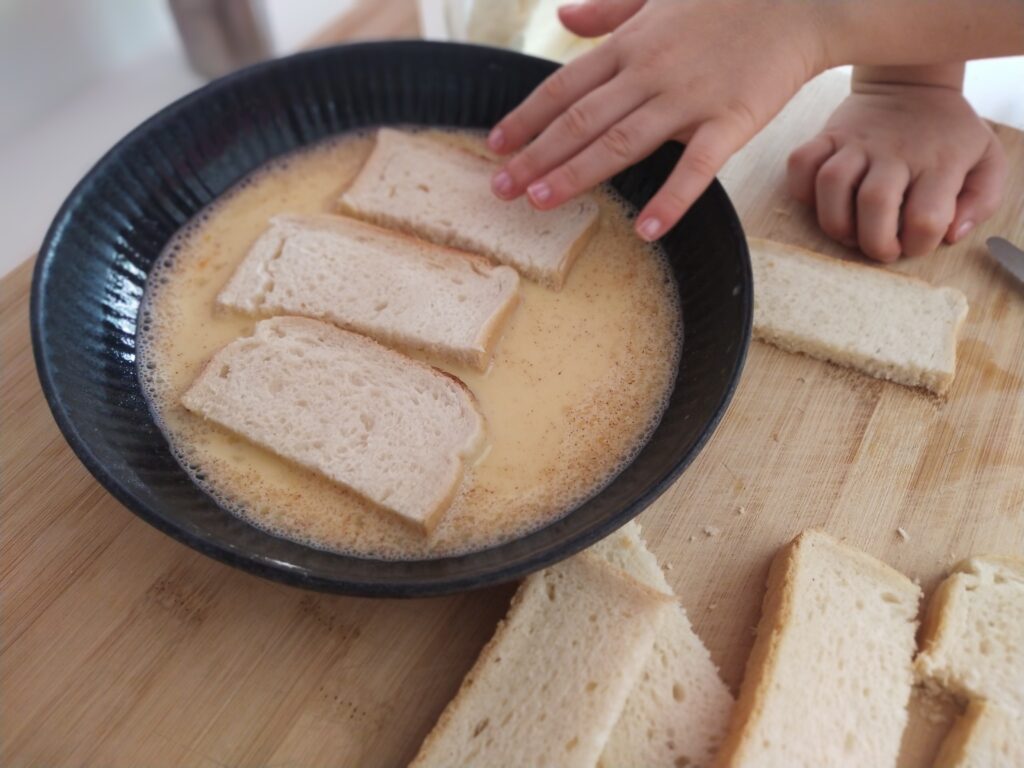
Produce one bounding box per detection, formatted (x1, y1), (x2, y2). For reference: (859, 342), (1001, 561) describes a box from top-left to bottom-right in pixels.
(514, 0), (605, 62)
(169, 0), (272, 78)
(419, 0), (605, 62)
(0, 0), (347, 278)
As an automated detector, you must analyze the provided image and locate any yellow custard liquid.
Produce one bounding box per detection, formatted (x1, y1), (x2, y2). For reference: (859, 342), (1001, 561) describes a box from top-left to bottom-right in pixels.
(138, 129), (681, 560)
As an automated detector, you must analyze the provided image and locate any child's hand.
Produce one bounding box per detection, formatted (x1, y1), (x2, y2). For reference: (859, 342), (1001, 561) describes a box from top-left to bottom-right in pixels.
(487, 0), (827, 241)
(787, 74), (1007, 262)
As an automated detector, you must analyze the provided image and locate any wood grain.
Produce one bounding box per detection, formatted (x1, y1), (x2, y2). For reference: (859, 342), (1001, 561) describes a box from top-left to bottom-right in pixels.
(2, 3), (1022, 765)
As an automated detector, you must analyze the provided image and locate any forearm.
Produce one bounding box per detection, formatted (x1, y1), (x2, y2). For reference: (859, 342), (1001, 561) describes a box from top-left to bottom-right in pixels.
(852, 63), (966, 92)
(814, 0), (1024, 69)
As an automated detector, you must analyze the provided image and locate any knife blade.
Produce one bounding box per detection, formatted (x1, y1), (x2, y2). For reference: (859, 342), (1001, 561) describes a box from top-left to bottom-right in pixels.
(986, 237), (1024, 287)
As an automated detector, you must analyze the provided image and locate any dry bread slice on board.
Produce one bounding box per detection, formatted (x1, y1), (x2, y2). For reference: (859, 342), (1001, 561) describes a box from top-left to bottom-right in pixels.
(339, 128), (600, 289)
(916, 556), (1024, 709)
(217, 214), (520, 370)
(933, 699), (1023, 768)
(592, 522), (734, 768)
(748, 237), (969, 395)
(180, 317), (485, 534)
(715, 530), (921, 768)
(410, 552), (672, 768)
(916, 556), (1024, 768)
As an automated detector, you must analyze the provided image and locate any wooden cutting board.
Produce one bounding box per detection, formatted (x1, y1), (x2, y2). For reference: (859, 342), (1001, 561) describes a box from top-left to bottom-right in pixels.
(2, 3), (1022, 766)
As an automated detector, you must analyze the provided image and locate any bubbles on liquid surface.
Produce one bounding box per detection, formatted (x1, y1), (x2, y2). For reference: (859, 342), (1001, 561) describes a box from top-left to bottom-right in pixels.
(137, 128), (682, 561)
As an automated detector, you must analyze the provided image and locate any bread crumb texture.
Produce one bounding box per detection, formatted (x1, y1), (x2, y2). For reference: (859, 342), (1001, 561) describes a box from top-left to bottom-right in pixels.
(716, 530), (921, 767)
(749, 237), (968, 395)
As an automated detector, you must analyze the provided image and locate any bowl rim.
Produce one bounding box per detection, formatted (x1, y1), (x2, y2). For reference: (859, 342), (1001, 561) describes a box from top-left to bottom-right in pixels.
(30, 39), (752, 597)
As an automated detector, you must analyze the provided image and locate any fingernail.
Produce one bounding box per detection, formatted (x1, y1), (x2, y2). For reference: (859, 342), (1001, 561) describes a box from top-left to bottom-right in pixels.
(527, 181), (552, 205)
(487, 127), (505, 151)
(954, 220), (974, 242)
(492, 171), (513, 198)
(559, 2), (585, 10)
(638, 217), (662, 241)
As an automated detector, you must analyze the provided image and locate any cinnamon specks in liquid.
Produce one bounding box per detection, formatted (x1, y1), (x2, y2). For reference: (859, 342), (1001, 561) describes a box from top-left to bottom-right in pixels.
(138, 129), (682, 560)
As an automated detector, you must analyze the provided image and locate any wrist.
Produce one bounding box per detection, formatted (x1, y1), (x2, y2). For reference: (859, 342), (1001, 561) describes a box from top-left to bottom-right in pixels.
(852, 63), (966, 92)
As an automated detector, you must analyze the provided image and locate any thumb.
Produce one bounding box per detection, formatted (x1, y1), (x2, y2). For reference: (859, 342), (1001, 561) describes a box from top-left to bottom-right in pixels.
(946, 136), (1008, 244)
(558, 0), (646, 38)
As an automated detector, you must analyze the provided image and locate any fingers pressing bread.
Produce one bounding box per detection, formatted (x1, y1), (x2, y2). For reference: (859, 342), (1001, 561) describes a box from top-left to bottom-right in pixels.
(636, 119), (750, 242)
(488, 45), (618, 157)
(520, 97), (669, 212)
(494, 79), (649, 201)
(488, 0), (820, 243)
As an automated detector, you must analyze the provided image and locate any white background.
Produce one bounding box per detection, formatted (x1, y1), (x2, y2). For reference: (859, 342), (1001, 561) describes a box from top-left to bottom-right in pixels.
(1, 0), (1021, 277)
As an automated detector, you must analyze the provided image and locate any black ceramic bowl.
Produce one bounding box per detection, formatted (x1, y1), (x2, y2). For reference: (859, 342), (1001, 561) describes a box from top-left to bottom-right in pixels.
(31, 41), (751, 597)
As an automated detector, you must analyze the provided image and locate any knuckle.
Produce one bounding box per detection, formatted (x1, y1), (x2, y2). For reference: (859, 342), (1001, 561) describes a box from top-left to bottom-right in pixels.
(558, 160), (584, 190)
(542, 70), (571, 102)
(932, 148), (959, 170)
(904, 209), (949, 237)
(818, 214), (850, 241)
(506, 154), (535, 182)
(900, 237), (933, 259)
(867, 244), (901, 263)
(818, 161), (851, 185)
(634, 48), (669, 75)
(787, 148), (811, 172)
(656, 186), (690, 216)
(821, 224), (847, 241)
(859, 240), (882, 260)
(562, 104), (591, 141)
(860, 234), (900, 262)
(857, 183), (895, 210)
(821, 130), (848, 149)
(682, 147), (718, 180)
(788, 184), (812, 207)
(600, 125), (635, 161)
(724, 100), (758, 132)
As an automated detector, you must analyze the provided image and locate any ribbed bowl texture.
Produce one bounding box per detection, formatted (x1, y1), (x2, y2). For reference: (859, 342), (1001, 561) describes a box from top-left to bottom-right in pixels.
(32, 42), (751, 596)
